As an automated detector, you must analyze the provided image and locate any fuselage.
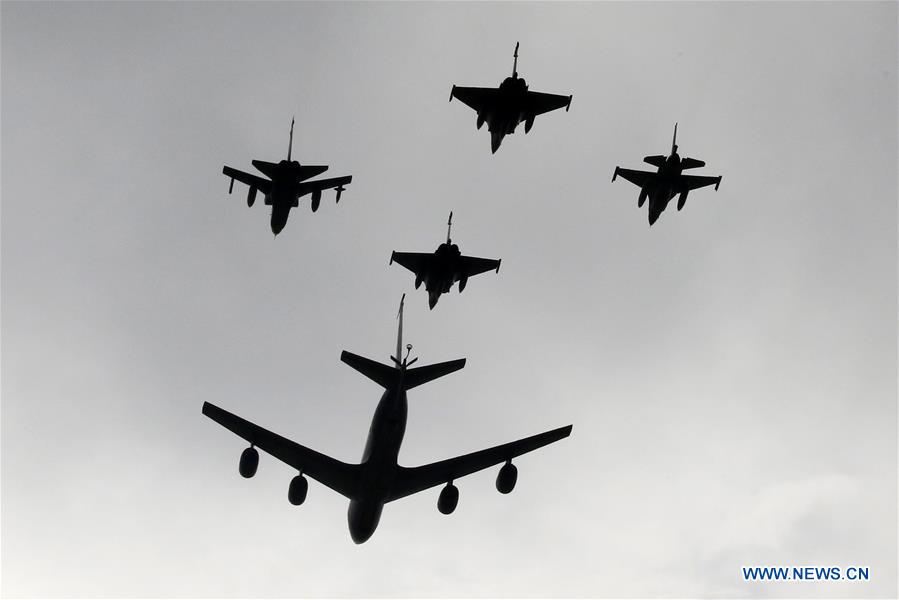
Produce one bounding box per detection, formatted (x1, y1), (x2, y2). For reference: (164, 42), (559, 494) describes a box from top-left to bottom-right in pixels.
(347, 382), (408, 544)
(266, 177), (301, 236)
(644, 154), (683, 225)
(482, 77), (530, 151)
(419, 243), (463, 308)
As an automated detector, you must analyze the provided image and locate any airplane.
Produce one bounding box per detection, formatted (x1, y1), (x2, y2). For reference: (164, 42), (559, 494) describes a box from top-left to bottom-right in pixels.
(222, 118), (352, 236)
(612, 123), (723, 226)
(202, 295), (572, 544)
(390, 212), (501, 310)
(449, 42), (572, 153)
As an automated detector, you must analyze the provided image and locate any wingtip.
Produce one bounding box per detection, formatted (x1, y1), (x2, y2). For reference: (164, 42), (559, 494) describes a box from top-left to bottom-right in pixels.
(390, 251), (396, 265)
(716, 176), (722, 191)
(566, 95), (572, 112)
(449, 85), (456, 102)
(496, 259), (502, 274)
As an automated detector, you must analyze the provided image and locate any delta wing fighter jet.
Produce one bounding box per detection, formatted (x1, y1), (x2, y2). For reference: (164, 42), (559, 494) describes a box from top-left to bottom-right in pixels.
(612, 124), (722, 226)
(222, 118), (352, 235)
(390, 212), (501, 309)
(202, 296), (572, 544)
(450, 42), (572, 153)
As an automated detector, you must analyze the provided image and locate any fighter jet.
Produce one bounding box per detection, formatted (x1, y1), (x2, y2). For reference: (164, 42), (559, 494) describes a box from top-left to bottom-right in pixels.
(202, 295), (572, 544)
(390, 212), (501, 310)
(222, 118), (352, 235)
(612, 124), (723, 226)
(449, 42), (572, 153)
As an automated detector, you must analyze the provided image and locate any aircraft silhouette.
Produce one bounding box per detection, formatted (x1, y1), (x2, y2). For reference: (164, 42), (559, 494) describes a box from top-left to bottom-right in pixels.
(222, 118), (352, 236)
(202, 295), (572, 544)
(450, 42), (572, 153)
(390, 212), (501, 310)
(612, 124), (722, 226)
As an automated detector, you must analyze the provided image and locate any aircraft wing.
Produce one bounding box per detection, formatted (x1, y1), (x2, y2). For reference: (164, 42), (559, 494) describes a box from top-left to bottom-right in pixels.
(390, 251), (432, 277)
(298, 175), (353, 197)
(458, 255), (501, 278)
(612, 167), (656, 188)
(525, 90), (572, 116)
(387, 424), (572, 502)
(677, 174), (722, 193)
(450, 86), (499, 112)
(202, 402), (359, 499)
(223, 166), (272, 194)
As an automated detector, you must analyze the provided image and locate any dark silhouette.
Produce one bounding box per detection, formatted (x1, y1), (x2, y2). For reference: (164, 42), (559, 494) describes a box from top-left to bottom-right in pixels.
(390, 212), (501, 309)
(222, 118), (352, 235)
(450, 42), (572, 153)
(202, 295), (572, 544)
(612, 123), (722, 226)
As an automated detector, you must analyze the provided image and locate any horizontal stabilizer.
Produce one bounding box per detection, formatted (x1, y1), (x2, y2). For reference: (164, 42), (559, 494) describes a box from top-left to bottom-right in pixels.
(643, 155), (667, 168)
(341, 351), (398, 389)
(680, 157), (706, 170)
(252, 159), (280, 178)
(297, 165), (329, 180)
(403, 359), (466, 391)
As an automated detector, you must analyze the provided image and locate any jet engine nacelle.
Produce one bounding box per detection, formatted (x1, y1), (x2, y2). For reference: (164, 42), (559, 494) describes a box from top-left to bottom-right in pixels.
(288, 474), (308, 505)
(239, 447), (259, 478)
(496, 461), (518, 494)
(677, 190), (688, 211)
(311, 190), (322, 212)
(437, 482), (459, 515)
(638, 188), (649, 208)
(459, 276), (468, 293)
(247, 187), (257, 207)
(524, 116), (535, 134)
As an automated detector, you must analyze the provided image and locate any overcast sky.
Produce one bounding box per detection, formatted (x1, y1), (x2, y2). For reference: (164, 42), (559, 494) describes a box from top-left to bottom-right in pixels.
(2, 2), (896, 598)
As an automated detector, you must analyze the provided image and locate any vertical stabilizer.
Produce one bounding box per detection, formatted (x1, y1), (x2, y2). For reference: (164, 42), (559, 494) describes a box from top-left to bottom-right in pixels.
(671, 122), (678, 155)
(288, 117), (295, 162)
(446, 211), (453, 243)
(395, 294), (405, 365)
(512, 42), (519, 78)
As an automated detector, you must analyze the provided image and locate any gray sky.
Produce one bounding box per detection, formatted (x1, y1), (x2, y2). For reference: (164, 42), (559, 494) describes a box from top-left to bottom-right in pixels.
(2, 1), (896, 597)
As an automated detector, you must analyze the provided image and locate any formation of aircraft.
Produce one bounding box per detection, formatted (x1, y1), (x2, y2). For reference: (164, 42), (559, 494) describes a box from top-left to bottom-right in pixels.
(202, 296), (572, 544)
(390, 212), (501, 309)
(205, 43), (726, 544)
(612, 124), (723, 226)
(450, 42), (573, 153)
(222, 118), (352, 235)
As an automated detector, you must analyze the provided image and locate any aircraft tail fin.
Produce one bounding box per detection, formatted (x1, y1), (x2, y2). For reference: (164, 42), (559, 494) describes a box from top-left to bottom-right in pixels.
(287, 117), (294, 161)
(395, 294), (406, 363)
(446, 211), (453, 243)
(671, 122), (678, 154)
(512, 41), (519, 78)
